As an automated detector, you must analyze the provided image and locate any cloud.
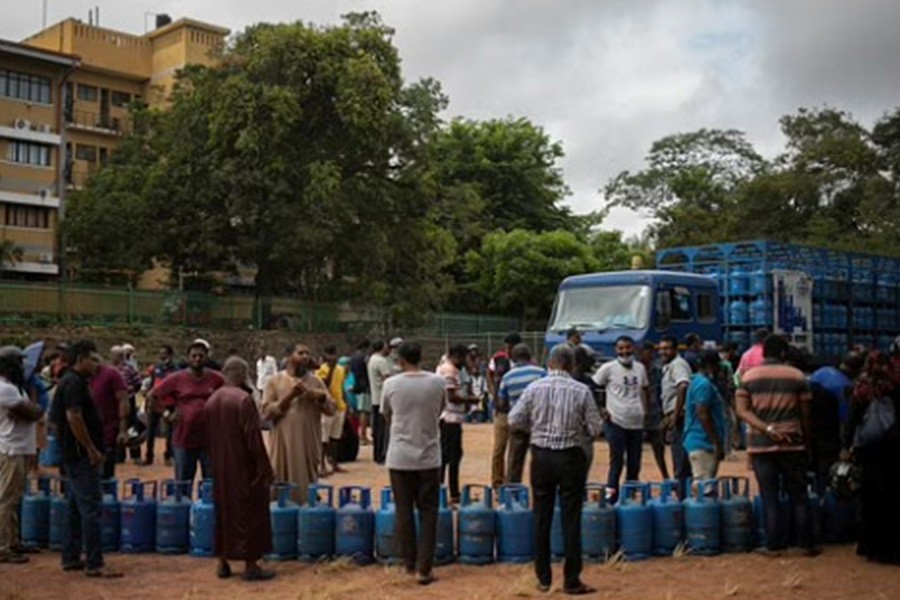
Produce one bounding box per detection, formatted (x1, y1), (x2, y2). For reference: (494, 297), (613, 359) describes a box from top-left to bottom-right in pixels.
(4, 0), (900, 238)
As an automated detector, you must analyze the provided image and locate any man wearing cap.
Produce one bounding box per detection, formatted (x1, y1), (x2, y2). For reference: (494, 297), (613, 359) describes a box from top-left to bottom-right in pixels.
(488, 332), (521, 489)
(682, 350), (728, 479)
(190, 338), (222, 372)
(367, 339), (395, 465)
(0, 346), (43, 564)
(121, 343), (138, 371)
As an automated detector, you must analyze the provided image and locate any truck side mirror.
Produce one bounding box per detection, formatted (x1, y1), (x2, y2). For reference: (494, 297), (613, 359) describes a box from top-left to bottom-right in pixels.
(656, 290), (671, 330)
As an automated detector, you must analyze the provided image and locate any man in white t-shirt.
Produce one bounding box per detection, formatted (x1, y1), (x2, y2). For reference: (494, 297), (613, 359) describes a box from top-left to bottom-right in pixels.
(658, 336), (695, 496)
(0, 346), (43, 564)
(381, 341), (445, 585)
(367, 339), (394, 465)
(592, 336), (651, 502)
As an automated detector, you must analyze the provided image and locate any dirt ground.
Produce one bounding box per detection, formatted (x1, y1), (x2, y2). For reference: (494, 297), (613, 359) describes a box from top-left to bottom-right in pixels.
(4, 424), (898, 600)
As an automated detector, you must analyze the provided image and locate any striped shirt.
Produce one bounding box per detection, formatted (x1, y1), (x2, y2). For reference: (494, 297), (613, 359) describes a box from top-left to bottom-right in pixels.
(498, 363), (547, 410)
(508, 370), (604, 451)
(735, 361), (811, 454)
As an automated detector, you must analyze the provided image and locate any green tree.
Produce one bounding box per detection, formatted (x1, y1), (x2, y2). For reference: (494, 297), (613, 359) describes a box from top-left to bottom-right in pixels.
(466, 229), (598, 321)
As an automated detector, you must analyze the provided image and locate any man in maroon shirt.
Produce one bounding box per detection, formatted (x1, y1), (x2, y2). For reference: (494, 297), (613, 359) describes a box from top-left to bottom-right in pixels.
(89, 359), (129, 479)
(148, 342), (224, 485)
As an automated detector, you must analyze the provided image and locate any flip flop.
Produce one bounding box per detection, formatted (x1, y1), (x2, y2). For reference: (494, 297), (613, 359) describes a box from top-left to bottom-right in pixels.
(84, 568), (124, 578)
(536, 583), (551, 593)
(417, 573), (437, 586)
(242, 569), (276, 582)
(217, 562), (232, 579)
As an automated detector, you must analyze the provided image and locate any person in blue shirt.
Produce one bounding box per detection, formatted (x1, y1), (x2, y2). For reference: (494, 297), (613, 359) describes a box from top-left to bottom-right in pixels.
(497, 344), (547, 484)
(683, 349), (728, 480)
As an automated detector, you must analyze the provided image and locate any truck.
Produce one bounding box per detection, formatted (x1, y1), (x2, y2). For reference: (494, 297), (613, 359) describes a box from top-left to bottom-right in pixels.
(544, 240), (900, 361)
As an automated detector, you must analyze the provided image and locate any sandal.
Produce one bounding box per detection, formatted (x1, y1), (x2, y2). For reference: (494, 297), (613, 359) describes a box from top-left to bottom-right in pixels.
(84, 568), (124, 578)
(62, 560), (85, 571)
(536, 583), (551, 593)
(242, 569), (276, 582)
(217, 562), (232, 579)
(563, 583), (596, 595)
(417, 573), (437, 586)
(0, 553), (29, 564)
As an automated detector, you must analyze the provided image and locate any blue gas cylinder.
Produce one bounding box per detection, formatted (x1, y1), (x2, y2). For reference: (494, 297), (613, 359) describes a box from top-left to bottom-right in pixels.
(822, 489), (857, 543)
(189, 479), (215, 557)
(335, 486), (374, 565)
(649, 480), (683, 556)
(719, 477), (753, 553)
(729, 268), (749, 296)
(100, 479), (121, 552)
(616, 481), (652, 560)
(266, 482), (299, 560)
(376, 487), (400, 565)
(20, 476), (52, 549)
(38, 433), (61, 467)
(156, 479), (191, 554)
(581, 484), (616, 562)
(550, 492), (564, 561)
(749, 269), (769, 296)
(298, 484), (336, 561)
(807, 481), (823, 547)
(49, 477), (70, 551)
(684, 479), (721, 555)
(434, 485), (455, 565)
(753, 494), (766, 548)
(496, 484), (533, 563)
(729, 299), (749, 326)
(458, 484), (495, 564)
(749, 297), (771, 325)
(120, 479), (158, 553)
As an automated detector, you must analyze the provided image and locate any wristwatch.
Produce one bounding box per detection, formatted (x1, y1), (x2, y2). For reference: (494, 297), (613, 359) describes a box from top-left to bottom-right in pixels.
(765, 424), (775, 435)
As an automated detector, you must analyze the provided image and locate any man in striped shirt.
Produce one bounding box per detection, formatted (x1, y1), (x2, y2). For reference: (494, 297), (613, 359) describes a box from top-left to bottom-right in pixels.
(497, 343), (546, 484)
(735, 334), (818, 557)
(509, 344), (602, 595)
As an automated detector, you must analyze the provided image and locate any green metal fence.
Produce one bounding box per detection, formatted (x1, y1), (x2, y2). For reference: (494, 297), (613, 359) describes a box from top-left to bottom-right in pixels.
(0, 282), (520, 335)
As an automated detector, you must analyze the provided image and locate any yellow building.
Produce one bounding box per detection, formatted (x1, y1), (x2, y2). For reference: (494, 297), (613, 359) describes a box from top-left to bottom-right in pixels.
(0, 39), (79, 277)
(0, 15), (229, 280)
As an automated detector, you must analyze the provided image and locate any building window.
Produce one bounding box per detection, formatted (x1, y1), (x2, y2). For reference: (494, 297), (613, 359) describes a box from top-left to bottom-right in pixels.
(5, 205), (50, 229)
(75, 144), (97, 162)
(77, 83), (98, 101)
(111, 90), (131, 107)
(7, 141), (51, 167)
(0, 69), (51, 104)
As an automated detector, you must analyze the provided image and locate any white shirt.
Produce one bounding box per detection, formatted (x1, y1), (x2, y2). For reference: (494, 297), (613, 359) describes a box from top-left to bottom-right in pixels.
(367, 353), (394, 407)
(593, 360), (649, 430)
(0, 377), (37, 455)
(256, 355), (278, 391)
(661, 355), (693, 415)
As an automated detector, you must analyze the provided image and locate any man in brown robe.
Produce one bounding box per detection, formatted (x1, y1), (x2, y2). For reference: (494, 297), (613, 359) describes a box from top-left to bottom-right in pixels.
(262, 343), (336, 505)
(205, 357), (274, 581)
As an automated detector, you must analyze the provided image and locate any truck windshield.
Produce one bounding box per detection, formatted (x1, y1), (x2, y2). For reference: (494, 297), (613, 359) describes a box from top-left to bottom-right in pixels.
(548, 285), (651, 331)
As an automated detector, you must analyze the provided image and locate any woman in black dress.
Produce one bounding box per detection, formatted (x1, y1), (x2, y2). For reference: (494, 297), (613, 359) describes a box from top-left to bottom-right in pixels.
(846, 351), (900, 565)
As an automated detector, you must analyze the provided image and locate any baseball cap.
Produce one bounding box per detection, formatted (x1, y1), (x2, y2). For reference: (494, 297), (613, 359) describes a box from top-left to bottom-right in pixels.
(389, 337), (404, 348)
(192, 338), (211, 350)
(0, 345), (25, 360)
(467, 343), (479, 352)
(122, 343), (135, 352)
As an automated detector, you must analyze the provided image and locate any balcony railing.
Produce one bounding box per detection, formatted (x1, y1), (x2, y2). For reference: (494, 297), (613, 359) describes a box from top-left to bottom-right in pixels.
(65, 109), (131, 135)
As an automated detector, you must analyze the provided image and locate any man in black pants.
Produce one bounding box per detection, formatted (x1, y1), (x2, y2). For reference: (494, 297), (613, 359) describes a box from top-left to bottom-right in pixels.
(509, 344), (603, 595)
(436, 344), (476, 504)
(381, 342), (445, 585)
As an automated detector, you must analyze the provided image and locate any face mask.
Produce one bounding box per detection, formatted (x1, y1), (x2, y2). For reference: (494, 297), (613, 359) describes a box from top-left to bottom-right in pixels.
(617, 356), (633, 367)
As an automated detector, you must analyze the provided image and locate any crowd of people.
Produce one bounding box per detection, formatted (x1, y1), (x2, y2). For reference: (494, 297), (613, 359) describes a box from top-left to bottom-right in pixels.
(0, 326), (898, 590)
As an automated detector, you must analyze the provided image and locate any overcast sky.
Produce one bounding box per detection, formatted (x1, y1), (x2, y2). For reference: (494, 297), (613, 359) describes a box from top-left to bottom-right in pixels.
(5, 0), (900, 237)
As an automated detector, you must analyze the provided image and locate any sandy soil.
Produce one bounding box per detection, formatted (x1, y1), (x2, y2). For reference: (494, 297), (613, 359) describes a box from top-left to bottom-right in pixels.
(4, 423), (897, 600)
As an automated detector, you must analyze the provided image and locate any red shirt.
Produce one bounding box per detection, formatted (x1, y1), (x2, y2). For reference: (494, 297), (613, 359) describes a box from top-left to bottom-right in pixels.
(90, 365), (127, 449)
(154, 369), (224, 449)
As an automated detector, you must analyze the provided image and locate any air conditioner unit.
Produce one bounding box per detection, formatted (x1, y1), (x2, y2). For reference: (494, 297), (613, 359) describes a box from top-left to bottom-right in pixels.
(39, 253), (54, 264)
(39, 188), (52, 199)
(14, 118), (31, 129)
(40, 124), (52, 133)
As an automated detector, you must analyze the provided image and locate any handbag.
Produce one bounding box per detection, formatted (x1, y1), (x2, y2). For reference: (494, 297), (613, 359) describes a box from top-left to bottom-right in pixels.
(853, 395), (896, 448)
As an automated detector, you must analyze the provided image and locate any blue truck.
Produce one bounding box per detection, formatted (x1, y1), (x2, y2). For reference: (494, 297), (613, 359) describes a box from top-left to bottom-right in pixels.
(545, 240), (900, 361)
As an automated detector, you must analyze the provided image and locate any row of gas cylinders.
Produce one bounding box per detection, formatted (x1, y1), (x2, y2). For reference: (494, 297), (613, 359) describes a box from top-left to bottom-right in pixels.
(20, 477), (857, 564)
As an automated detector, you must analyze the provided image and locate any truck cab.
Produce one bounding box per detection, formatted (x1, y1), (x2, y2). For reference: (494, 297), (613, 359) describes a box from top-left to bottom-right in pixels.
(545, 270), (720, 360)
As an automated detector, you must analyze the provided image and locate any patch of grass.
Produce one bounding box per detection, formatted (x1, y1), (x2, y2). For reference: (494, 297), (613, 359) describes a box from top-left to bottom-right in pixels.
(671, 542), (691, 559)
